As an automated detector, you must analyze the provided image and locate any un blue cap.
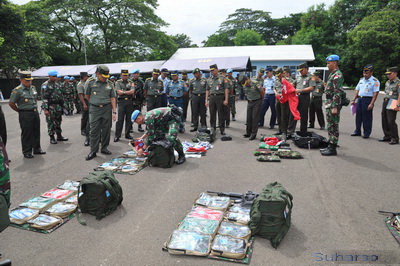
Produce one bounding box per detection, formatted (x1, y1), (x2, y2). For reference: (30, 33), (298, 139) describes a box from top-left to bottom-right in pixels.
(57, 74), (61, 78)
(64, 76), (69, 80)
(132, 69), (140, 74)
(131, 110), (141, 122)
(48, 70), (58, 77)
(227, 68), (233, 73)
(110, 76), (115, 79)
(326, 55), (340, 61)
(69, 77), (75, 81)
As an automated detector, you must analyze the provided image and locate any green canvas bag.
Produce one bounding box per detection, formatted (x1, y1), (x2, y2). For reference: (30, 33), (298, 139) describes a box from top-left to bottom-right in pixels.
(0, 140), (10, 232)
(78, 170), (123, 225)
(248, 182), (293, 248)
(147, 140), (175, 168)
(192, 128), (216, 143)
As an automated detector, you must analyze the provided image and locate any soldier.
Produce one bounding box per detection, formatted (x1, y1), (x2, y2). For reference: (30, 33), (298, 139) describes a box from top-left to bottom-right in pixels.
(379, 66), (400, 144)
(159, 68), (170, 107)
(227, 68), (239, 121)
(131, 69), (145, 132)
(84, 65), (117, 160)
(239, 74), (264, 140)
(62, 76), (75, 115)
(41, 70), (69, 144)
(109, 76), (116, 86)
(114, 69), (135, 142)
(189, 68), (207, 131)
(350, 65), (379, 138)
(144, 69), (163, 111)
(131, 107), (186, 164)
(320, 55), (344, 156)
(309, 71), (326, 130)
(259, 67), (276, 129)
(9, 71), (45, 158)
(251, 68), (265, 87)
(71, 77), (81, 114)
(274, 69), (290, 137)
(166, 70), (188, 133)
(205, 64), (229, 135)
(284, 68), (294, 84)
(181, 70), (190, 122)
(77, 72), (90, 146)
(219, 69), (231, 128)
(288, 62), (316, 134)
(56, 74), (62, 86)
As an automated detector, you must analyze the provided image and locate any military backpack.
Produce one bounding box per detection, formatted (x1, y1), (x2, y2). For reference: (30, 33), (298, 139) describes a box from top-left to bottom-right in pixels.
(78, 170), (123, 224)
(0, 139), (10, 232)
(147, 139), (175, 168)
(192, 127), (216, 143)
(248, 182), (293, 248)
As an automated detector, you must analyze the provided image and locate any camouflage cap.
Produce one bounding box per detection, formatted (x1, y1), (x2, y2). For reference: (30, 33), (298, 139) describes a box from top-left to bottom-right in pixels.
(258, 68), (265, 74)
(297, 62), (308, 71)
(192, 68), (201, 74)
(96, 65), (110, 78)
(121, 69), (129, 76)
(209, 64), (218, 71)
(274, 67), (284, 77)
(312, 71), (321, 77)
(19, 71), (33, 81)
(385, 66), (398, 74)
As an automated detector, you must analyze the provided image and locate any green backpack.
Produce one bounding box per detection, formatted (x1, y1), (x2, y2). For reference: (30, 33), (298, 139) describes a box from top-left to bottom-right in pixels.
(248, 182), (293, 248)
(192, 128), (216, 143)
(78, 170), (123, 224)
(147, 139), (175, 168)
(0, 140), (10, 232)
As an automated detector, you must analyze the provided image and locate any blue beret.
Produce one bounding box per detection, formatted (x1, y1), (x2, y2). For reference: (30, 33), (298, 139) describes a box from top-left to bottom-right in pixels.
(69, 77), (75, 81)
(131, 110), (141, 122)
(326, 55), (340, 61)
(63, 76), (69, 80)
(48, 70), (58, 77)
(227, 68), (233, 73)
(171, 70), (179, 75)
(131, 69), (140, 74)
(57, 74), (61, 78)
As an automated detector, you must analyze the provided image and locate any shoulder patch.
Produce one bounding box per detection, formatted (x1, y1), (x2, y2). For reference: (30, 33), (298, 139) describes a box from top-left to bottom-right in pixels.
(146, 77), (151, 81)
(15, 85), (21, 90)
(373, 78), (377, 81)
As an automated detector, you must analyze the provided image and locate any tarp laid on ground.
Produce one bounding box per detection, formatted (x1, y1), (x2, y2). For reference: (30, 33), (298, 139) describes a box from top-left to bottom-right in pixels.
(31, 60), (166, 77)
(161, 56), (252, 73)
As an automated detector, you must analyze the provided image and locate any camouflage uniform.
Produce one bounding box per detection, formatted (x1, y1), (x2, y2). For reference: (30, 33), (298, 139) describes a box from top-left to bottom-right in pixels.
(62, 82), (76, 115)
(228, 76), (239, 119)
(181, 77), (190, 122)
(132, 77), (145, 131)
(144, 107), (184, 155)
(73, 81), (81, 113)
(77, 79), (89, 138)
(41, 80), (64, 136)
(325, 69), (344, 145)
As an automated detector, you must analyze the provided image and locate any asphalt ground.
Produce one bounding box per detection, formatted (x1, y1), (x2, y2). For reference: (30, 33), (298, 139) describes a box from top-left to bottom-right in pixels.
(1, 90), (399, 265)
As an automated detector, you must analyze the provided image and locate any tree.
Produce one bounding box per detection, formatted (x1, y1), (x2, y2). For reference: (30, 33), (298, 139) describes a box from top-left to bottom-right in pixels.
(170, 34), (198, 48)
(234, 29), (265, 46)
(345, 10), (400, 85)
(203, 33), (234, 47)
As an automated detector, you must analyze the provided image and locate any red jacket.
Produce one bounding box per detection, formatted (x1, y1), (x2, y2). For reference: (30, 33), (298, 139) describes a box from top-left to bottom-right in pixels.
(278, 78), (301, 120)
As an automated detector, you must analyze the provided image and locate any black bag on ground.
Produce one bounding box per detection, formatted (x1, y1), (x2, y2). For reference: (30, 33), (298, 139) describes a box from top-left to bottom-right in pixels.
(248, 182), (293, 248)
(147, 139), (175, 168)
(78, 170), (123, 223)
(292, 131), (329, 149)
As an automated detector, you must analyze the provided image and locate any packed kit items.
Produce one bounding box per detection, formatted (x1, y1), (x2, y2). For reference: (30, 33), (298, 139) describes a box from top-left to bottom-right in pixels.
(9, 180), (80, 233)
(163, 191), (256, 264)
(182, 141), (213, 159)
(255, 135), (303, 162)
(96, 148), (147, 174)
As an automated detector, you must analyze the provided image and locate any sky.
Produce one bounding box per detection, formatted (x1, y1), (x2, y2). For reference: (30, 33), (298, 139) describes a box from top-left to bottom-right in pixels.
(11, 0), (336, 46)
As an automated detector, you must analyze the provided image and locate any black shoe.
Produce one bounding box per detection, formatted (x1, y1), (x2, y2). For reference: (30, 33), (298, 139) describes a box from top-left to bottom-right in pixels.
(84, 140), (90, 146)
(57, 135), (68, 141)
(243, 134), (250, 138)
(138, 127), (144, 132)
(258, 124), (263, 128)
(320, 127), (325, 130)
(190, 128), (197, 132)
(179, 129), (185, 133)
(378, 138), (390, 142)
(269, 126), (275, 129)
(85, 152), (97, 160)
(125, 135), (133, 140)
(24, 153), (34, 159)
(101, 150), (112, 155)
(33, 150), (46, 155)
(176, 154), (186, 165)
(362, 135), (369, 139)
(114, 137), (120, 142)
(275, 132), (283, 135)
(220, 130), (226, 135)
(389, 140), (399, 145)
(308, 125), (314, 128)
(351, 133), (361, 136)
(50, 136), (57, 144)
(232, 117), (236, 121)
(249, 134), (256, 140)
(81, 131), (85, 136)
(320, 144), (337, 156)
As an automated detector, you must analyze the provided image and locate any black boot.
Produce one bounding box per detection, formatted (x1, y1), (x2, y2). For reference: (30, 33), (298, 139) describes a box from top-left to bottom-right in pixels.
(320, 144), (337, 156)
(176, 152), (186, 164)
(57, 134), (68, 141)
(50, 135), (57, 144)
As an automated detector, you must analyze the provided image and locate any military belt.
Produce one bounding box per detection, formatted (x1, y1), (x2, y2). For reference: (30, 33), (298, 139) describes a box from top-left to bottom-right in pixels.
(383, 98), (389, 101)
(210, 93), (224, 96)
(19, 108), (37, 112)
(171, 96), (182, 100)
(248, 98), (261, 103)
(147, 95), (160, 98)
(91, 103), (110, 108)
(118, 97), (132, 101)
(312, 96), (322, 98)
(359, 96), (372, 98)
(265, 93), (275, 96)
(193, 93), (205, 96)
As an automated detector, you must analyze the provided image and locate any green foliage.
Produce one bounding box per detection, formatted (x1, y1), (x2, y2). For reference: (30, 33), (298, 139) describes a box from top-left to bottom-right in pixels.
(203, 33), (233, 47)
(234, 29), (265, 46)
(170, 34), (198, 48)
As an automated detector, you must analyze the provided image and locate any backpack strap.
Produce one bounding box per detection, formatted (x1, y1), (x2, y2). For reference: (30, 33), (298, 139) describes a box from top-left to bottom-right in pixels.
(270, 191), (293, 248)
(76, 184), (87, 226)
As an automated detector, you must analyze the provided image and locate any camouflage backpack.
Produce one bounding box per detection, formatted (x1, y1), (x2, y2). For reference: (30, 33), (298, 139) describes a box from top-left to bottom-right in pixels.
(192, 127), (216, 143)
(0, 139), (10, 232)
(248, 182), (293, 248)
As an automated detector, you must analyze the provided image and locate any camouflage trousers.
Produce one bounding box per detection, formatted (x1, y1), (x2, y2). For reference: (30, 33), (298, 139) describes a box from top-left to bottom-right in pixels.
(46, 105), (63, 136)
(64, 95), (75, 114)
(229, 95), (236, 116)
(147, 120), (183, 154)
(326, 108), (340, 145)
